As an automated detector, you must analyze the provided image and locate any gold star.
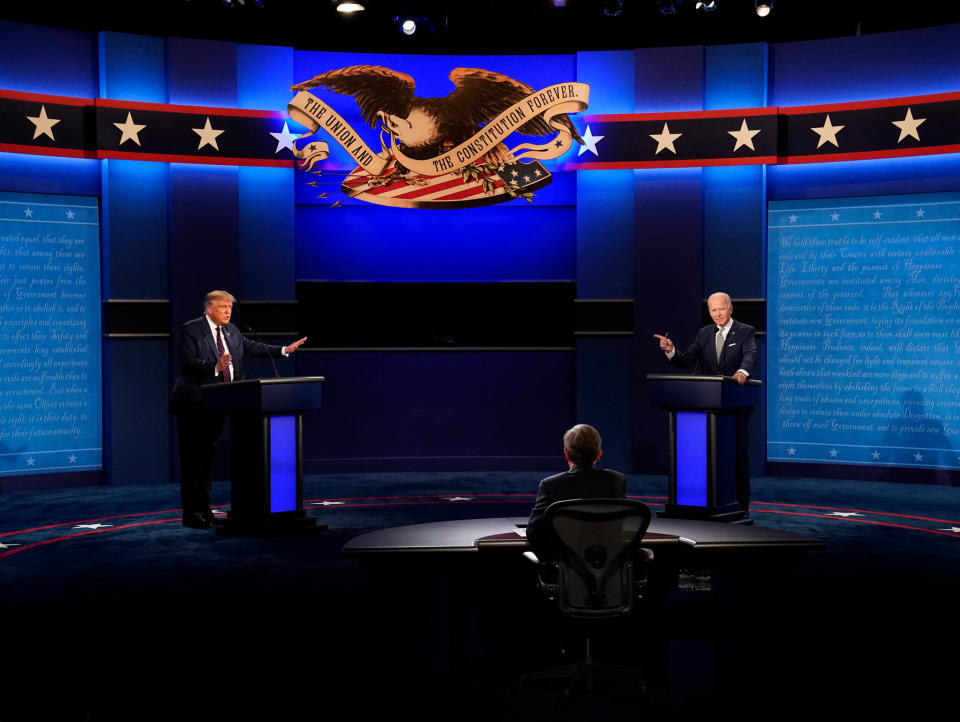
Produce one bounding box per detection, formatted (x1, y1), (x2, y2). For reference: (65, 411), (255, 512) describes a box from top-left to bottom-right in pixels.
(891, 107), (926, 143)
(192, 117), (225, 151)
(811, 115), (845, 149)
(727, 119), (762, 152)
(27, 105), (61, 141)
(113, 111), (147, 147)
(649, 122), (682, 155)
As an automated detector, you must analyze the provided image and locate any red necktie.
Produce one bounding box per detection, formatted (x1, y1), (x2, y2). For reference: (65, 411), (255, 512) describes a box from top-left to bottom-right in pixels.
(216, 326), (231, 382)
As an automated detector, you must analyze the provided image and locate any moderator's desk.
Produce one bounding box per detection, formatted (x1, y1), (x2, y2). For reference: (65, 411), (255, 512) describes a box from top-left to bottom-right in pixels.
(342, 517), (823, 695)
(342, 516), (823, 556)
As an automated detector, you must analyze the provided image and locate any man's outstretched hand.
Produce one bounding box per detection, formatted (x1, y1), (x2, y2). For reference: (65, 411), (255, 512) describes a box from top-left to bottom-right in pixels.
(653, 334), (674, 353)
(283, 337), (308, 355)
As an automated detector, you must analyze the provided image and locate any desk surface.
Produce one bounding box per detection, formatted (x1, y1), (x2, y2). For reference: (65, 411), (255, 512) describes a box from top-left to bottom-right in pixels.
(342, 516), (823, 556)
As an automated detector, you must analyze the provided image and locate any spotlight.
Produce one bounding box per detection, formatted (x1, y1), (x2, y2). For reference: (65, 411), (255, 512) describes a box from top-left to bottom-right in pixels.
(393, 10), (444, 37)
(695, 1), (717, 10)
(755, 1), (772, 16)
(397, 16), (417, 35)
(553, 0), (567, 7)
(336, 1), (364, 13)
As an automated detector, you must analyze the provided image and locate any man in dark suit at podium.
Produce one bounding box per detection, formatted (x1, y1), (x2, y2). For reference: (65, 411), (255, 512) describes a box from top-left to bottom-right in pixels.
(654, 292), (757, 514)
(168, 290), (307, 529)
(654, 291), (757, 385)
(526, 424), (627, 560)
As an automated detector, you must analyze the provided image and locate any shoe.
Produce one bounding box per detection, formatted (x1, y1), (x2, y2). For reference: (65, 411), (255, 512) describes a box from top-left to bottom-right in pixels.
(183, 515), (213, 529)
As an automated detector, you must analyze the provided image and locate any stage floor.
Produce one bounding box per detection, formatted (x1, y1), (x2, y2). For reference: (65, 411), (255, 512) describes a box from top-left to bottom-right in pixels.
(0, 471), (957, 721)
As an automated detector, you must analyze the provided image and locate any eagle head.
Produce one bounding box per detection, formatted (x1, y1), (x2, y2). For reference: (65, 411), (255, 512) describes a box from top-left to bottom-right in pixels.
(378, 108), (440, 152)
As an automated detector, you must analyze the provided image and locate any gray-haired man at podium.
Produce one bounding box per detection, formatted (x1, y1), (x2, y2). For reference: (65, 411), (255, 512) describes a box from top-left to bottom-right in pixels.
(653, 292), (758, 515)
(653, 291), (757, 385)
(168, 290), (307, 529)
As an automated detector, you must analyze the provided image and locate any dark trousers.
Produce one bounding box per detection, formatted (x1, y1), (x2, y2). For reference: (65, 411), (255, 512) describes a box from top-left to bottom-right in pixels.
(175, 408), (225, 520)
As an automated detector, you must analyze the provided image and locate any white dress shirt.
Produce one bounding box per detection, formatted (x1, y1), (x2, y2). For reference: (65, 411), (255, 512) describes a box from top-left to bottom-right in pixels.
(205, 314), (234, 380)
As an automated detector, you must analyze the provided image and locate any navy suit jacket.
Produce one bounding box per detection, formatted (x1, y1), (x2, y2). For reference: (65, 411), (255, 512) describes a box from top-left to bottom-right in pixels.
(526, 463), (627, 558)
(669, 319), (757, 377)
(168, 316), (284, 412)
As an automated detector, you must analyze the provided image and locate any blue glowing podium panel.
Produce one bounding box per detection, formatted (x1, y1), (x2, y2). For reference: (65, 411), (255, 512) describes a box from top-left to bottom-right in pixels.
(675, 411), (707, 507)
(203, 376), (324, 534)
(269, 414), (296, 513)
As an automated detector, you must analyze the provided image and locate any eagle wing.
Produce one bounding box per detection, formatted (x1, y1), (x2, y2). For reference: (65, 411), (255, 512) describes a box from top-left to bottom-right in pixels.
(290, 65), (416, 128)
(446, 68), (583, 144)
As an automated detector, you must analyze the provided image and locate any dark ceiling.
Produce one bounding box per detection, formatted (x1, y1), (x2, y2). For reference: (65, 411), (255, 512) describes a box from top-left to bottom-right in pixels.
(4, 0), (960, 54)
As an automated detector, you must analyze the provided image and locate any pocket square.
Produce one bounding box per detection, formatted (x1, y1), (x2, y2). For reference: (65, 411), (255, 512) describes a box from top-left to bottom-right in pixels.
(728, 342), (737, 347)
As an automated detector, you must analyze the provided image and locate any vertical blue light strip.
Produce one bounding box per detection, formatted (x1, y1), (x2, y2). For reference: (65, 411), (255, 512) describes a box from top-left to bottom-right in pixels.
(269, 415), (296, 513)
(676, 411), (707, 506)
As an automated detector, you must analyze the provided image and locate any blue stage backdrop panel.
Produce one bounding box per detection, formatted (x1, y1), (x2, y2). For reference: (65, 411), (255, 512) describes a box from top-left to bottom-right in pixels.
(0, 190), (102, 477)
(291, 50), (579, 283)
(285, 51), (581, 473)
(770, 24), (960, 107)
(295, 350), (574, 473)
(98, 31), (166, 102)
(767, 191), (960, 472)
(296, 201), (574, 282)
(0, 154), (101, 199)
(0, 20), (98, 98)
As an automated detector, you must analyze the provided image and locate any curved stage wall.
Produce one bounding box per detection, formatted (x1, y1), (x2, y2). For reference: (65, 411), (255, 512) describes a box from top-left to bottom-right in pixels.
(1, 19), (959, 488)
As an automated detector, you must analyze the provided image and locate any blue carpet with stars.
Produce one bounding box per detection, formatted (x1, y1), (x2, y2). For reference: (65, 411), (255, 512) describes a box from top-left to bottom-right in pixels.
(1, 471), (957, 720)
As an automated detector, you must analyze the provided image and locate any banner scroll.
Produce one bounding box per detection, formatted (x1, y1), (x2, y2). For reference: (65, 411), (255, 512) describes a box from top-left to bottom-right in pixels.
(287, 81), (589, 208)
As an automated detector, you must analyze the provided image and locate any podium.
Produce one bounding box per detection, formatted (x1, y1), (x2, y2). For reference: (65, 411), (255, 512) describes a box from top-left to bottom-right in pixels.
(203, 376), (324, 534)
(647, 374), (761, 523)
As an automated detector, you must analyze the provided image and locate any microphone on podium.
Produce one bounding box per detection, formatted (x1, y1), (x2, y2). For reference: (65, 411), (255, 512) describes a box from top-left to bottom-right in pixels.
(242, 325), (280, 378)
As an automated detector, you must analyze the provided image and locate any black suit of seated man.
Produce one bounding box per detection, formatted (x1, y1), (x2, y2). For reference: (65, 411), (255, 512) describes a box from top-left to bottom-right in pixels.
(168, 290), (307, 529)
(526, 424), (627, 562)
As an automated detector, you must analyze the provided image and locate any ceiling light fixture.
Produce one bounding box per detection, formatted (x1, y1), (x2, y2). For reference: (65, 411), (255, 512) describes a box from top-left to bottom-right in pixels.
(755, 1), (773, 17)
(397, 17), (418, 35)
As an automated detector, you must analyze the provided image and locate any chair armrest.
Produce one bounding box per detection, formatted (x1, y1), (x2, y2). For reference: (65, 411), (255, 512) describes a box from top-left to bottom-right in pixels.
(524, 553), (560, 601)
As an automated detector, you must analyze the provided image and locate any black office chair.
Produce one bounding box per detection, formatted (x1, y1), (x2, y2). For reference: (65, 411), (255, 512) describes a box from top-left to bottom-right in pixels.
(519, 498), (653, 697)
